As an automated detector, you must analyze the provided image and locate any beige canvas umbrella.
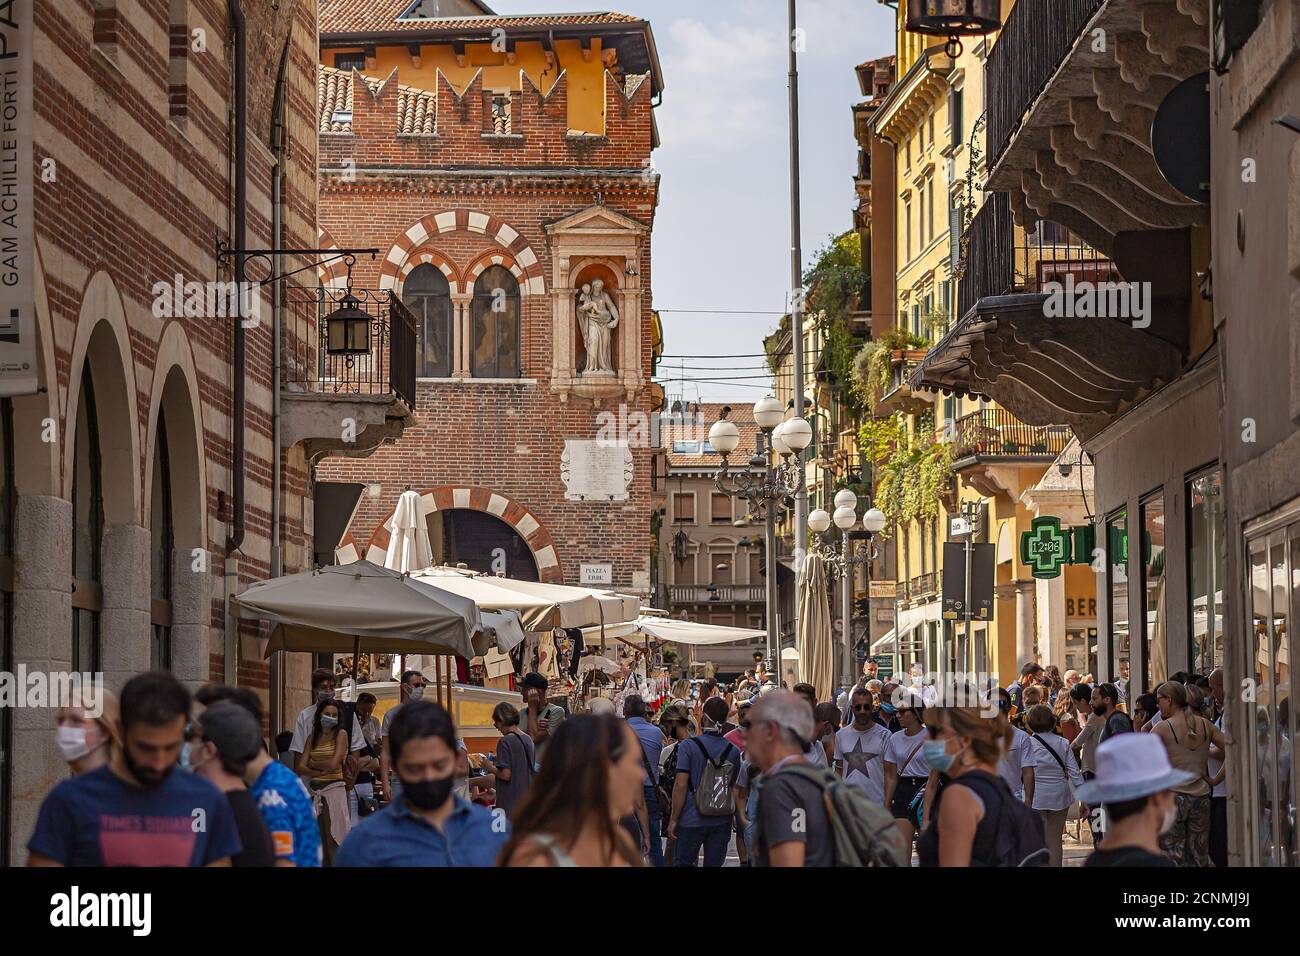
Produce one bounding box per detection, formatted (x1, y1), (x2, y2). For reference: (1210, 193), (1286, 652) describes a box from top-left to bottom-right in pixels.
(233, 561), (493, 661)
(413, 567), (565, 631)
(384, 489), (433, 573)
(797, 552), (835, 702)
(480, 576), (640, 629)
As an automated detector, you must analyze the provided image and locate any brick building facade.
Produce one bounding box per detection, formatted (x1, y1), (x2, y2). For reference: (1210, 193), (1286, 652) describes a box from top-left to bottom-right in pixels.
(314, 5), (665, 593)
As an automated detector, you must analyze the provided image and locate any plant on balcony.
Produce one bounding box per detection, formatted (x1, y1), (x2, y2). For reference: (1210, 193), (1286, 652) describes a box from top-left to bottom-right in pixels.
(851, 328), (930, 412)
(875, 421), (953, 534)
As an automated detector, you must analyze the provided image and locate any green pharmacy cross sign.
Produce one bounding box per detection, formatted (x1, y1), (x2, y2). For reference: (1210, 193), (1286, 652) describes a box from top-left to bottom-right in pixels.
(1020, 517), (1072, 579)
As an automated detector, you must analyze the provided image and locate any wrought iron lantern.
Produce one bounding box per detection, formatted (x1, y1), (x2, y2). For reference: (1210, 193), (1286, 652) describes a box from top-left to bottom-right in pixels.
(324, 291), (372, 356)
(906, 0), (1002, 58)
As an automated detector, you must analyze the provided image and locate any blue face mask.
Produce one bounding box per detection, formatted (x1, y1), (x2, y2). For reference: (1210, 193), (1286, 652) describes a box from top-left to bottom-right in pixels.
(923, 739), (954, 774)
(179, 742), (195, 773)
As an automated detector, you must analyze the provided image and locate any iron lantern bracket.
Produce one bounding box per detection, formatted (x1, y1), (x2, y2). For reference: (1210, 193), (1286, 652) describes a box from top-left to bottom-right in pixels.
(214, 236), (379, 287)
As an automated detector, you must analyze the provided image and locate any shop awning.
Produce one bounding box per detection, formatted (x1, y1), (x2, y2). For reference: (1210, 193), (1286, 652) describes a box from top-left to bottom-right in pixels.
(580, 617), (766, 647)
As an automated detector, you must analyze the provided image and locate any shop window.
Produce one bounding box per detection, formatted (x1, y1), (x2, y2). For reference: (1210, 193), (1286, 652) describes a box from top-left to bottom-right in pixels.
(1140, 492), (1167, 695)
(72, 368), (103, 673)
(471, 266), (520, 379)
(404, 264), (453, 378)
(1187, 468), (1225, 674)
(1106, 509), (1129, 695)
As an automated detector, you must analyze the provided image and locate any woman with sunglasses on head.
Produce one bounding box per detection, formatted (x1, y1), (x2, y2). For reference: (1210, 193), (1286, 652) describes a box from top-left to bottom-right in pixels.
(500, 714), (646, 867)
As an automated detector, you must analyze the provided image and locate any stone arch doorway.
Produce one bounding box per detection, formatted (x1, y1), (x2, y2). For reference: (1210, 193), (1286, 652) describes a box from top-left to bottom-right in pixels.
(359, 484), (562, 582)
(434, 509), (539, 582)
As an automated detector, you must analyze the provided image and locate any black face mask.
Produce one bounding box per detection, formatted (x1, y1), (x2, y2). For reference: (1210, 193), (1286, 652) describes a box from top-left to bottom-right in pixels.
(402, 775), (454, 811)
(1092, 704), (1107, 717)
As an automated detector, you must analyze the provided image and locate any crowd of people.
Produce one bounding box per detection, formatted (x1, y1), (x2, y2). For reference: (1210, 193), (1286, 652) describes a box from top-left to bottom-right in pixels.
(21, 656), (1231, 868)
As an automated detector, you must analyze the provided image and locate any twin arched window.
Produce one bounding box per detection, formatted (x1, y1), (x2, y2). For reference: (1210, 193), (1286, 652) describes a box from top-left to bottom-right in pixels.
(404, 264), (453, 378)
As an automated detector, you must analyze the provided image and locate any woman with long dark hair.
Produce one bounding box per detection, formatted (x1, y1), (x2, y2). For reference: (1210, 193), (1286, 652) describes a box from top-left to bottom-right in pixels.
(295, 698), (350, 863)
(499, 714), (645, 867)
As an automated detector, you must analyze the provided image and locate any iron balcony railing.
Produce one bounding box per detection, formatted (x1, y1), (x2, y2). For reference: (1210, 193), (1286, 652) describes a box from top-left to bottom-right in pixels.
(909, 572), (939, 601)
(957, 193), (1121, 320)
(283, 285), (417, 410)
(947, 408), (1073, 461)
(986, 0), (1104, 169)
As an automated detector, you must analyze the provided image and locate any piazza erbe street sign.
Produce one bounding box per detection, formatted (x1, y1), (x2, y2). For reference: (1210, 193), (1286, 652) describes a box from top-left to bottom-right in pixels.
(1020, 516), (1072, 578)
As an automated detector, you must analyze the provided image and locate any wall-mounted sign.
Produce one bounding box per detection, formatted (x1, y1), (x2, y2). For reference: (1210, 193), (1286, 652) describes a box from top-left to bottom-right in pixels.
(580, 562), (613, 586)
(942, 542), (994, 620)
(868, 581), (897, 599)
(0, 3), (36, 397)
(561, 440), (633, 502)
(1020, 516), (1071, 579)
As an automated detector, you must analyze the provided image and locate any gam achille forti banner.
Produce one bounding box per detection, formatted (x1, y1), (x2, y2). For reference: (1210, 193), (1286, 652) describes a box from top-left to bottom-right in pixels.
(0, 0), (35, 398)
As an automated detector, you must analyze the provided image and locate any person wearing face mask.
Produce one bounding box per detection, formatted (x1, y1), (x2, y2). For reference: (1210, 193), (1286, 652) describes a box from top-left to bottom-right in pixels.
(882, 693), (930, 847)
(1077, 733), (1191, 866)
(916, 697), (1048, 867)
(185, 701), (275, 867)
(336, 701), (508, 866)
(288, 668), (367, 773)
(667, 696), (740, 866)
(295, 698), (351, 864)
(28, 672), (240, 867)
(54, 684), (122, 777)
(1093, 683), (1133, 744)
(378, 669), (427, 801)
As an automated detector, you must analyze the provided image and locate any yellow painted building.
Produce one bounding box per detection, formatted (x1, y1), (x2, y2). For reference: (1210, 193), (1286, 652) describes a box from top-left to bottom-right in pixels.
(864, 2), (1080, 684)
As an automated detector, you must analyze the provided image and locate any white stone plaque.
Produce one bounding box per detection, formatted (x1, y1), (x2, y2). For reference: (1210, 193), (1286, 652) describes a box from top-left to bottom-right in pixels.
(580, 563), (613, 586)
(561, 439), (633, 502)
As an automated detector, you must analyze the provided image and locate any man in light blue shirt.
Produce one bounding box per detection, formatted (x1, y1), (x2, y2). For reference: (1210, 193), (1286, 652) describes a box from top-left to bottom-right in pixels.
(668, 696), (739, 867)
(337, 701), (507, 867)
(623, 694), (665, 866)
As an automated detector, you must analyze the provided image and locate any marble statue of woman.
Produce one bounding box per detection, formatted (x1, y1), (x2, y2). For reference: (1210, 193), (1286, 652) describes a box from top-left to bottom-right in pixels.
(578, 279), (619, 375)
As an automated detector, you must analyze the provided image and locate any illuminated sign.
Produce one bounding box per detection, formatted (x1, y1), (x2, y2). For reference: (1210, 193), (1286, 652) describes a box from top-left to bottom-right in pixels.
(1020, 517), (1071, 579)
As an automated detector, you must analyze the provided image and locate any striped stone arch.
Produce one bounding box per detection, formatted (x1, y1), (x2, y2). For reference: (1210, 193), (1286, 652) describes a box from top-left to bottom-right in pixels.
(317, 228), (350, 290)
(341, 485), (562, 582)
(378, 210), (545, 297)
(463, 249), (524, 295)
(395, 248), (462, 294)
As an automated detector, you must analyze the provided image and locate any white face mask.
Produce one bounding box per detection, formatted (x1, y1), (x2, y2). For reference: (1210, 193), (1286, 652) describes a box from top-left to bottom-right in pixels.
(57, 725), (96, 763)
(409, 685), (425, 701)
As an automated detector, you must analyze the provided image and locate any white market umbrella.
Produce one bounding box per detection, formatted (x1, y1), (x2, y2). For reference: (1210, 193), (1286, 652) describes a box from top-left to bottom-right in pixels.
(485, 576), (640, 629)
(797, 552), (834, 703)
(384, 489), (432, 574)
(413, 567), (567, 631)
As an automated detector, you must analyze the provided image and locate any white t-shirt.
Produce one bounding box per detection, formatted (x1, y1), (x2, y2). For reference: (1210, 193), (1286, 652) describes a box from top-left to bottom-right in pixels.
(998, 725), (1033, 800)
(834, 723), (892, 803)
(806, 735), (830, 768)
(1026, 731), (1083, 812)
(289, 702), (366, 754)
(885, 727), (930, 778)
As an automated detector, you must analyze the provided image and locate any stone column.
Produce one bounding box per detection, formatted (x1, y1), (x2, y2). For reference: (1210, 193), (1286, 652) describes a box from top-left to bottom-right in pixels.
(169, 547), (213, 690)
(10, 494), (72, 865)
(1039, 575), (1067, 666)
(1015, 579), (1037, 665)
(99, 523), (151, 691)
(451, 296), (471, 378)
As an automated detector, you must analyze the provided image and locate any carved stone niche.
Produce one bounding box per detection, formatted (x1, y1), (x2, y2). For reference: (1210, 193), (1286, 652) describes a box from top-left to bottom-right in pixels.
(544, 205), (648, 405)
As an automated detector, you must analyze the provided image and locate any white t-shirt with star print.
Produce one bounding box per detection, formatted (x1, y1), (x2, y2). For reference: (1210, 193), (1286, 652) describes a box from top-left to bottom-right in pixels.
(833, 723), (892, 804)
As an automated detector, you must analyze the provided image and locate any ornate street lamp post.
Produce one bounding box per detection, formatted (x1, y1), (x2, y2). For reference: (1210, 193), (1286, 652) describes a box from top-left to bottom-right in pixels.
(709, 398), (812, 670)
(810, 489), (888, 693)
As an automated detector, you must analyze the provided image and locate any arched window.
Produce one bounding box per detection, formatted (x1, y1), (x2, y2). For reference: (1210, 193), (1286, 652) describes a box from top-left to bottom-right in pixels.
(403, 264), (453, 378)
(150, 420), (174, 671)
(71, 367), (104, 673)
(471, 266), (520, 379)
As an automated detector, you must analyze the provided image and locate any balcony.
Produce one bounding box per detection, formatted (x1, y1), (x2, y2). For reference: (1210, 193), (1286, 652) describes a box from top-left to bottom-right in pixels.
(908, 572), (939, 602)
(912, 193), (1184, 440)
(670, 584), (766, 605)
(984, 0), (1210, 253)
(948, 408), (1072, 463)
(280, 286), (417, 461)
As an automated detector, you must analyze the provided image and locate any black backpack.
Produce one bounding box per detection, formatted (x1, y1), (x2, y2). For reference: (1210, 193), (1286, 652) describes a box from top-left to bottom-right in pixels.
(958, 771), (1049, 867)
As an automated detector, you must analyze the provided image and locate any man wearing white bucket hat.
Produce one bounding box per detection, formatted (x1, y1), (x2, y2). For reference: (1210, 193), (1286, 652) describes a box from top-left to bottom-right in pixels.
(1077, 733), (1196, 867)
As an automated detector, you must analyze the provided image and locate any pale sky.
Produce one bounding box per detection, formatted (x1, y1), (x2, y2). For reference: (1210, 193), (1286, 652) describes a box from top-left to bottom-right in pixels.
(505, 0), (898, 402)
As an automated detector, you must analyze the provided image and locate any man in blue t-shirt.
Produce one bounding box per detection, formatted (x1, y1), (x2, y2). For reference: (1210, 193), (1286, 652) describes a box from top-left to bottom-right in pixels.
(668, 696), (739, 867)
(28, 672), (241, 867)
(194, 682), (321, 867)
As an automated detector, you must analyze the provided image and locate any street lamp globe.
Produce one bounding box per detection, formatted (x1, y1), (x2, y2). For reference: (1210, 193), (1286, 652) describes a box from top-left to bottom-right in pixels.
(708, 419), (741, 455)
(753, 395), (785, 431)
(862, 507), (887, 534)
(782, 416), (813, 451)
(833, 505), (858, 530)
(833, 488), (859, 511)
(770, 421), (792, 457)
(808, 508), (832, 534)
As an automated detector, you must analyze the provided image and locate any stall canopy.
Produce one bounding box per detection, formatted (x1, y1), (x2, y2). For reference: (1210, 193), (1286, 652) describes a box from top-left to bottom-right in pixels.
(580, 617), (766, 646)
(232, 561), (508, 659)
(461, 573), (641, 629)
(412, 567), (568, 631)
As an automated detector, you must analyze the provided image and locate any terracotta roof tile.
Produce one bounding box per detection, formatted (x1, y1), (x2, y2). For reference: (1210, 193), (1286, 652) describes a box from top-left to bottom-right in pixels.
(665, 402), (763, 469)
(318, 65), (437, 135)
(320, 2), (642, 36)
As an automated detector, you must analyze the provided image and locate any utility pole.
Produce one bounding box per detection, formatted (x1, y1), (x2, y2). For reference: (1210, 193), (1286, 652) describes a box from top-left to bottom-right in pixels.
(788, 0), (809, 646)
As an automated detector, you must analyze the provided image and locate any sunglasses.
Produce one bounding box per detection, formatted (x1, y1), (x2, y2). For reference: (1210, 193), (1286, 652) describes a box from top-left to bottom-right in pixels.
(852, 704), (873, 712)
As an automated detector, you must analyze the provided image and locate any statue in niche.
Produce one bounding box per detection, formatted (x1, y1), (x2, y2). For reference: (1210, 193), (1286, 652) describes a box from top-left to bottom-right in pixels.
(577, 278), (619, 375)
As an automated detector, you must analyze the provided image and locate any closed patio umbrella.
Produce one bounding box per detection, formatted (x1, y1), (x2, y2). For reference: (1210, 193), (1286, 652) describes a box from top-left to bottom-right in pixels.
(797, 552), (835, 702)
(384, 489), (433, 574)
